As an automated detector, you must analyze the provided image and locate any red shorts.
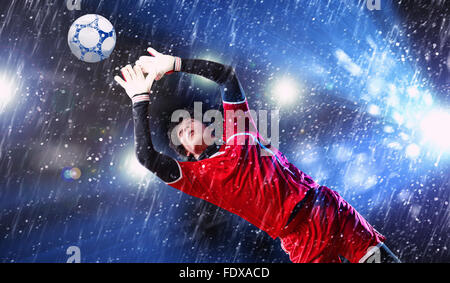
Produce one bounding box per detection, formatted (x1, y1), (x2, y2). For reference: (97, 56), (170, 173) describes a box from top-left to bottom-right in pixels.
(279, 186), (385, 263)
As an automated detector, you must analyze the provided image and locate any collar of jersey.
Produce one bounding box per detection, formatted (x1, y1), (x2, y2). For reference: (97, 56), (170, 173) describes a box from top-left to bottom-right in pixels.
(195, 144), (222, 161)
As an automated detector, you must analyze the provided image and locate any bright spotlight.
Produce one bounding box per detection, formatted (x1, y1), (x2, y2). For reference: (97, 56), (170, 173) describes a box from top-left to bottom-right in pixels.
(384, 125), (394, 133)
(271, 77), (301, 105)
(405, 143), (421, 159)
(420, 109), (450, 150)
(368, 104), (381, 116)
(0, 75), (15, 111)
(122, 150), (151, 179)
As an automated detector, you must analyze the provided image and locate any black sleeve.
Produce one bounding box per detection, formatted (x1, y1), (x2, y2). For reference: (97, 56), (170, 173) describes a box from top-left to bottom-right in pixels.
(180, 59), (246, 103)
(132, 101), (181, 183)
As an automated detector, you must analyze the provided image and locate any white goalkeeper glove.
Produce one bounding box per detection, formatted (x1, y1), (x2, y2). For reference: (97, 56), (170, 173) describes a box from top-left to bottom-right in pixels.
(114, 64), (157, 104)
(136, 47), (181, 81)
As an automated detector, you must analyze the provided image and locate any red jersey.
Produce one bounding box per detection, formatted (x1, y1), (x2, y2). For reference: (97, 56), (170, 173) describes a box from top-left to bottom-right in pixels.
(167, 100), (319, 239)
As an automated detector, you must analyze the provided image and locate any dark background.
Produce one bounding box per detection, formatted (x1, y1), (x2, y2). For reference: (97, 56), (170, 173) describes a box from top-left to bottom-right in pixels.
(0, 0), (448, 262)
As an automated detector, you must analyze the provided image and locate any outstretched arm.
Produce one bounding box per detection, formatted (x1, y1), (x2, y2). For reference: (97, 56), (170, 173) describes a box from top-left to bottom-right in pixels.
(114, 64), (181, 183)
(179, 59), (246, 103)
(136, 47), (246, 103)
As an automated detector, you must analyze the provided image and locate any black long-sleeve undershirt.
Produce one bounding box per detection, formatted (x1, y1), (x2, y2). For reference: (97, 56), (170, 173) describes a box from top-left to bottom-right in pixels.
(180, 59), (246, 103)
(132, 59), (246, 183)
(133, 102), (181, 183)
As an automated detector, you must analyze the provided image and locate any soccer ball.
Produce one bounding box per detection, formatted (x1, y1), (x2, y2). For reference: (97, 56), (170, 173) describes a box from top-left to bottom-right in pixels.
(68, 14), (116, 63)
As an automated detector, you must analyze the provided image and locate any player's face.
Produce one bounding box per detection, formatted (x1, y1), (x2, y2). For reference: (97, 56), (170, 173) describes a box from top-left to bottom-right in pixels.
(176, 118), (208, 156)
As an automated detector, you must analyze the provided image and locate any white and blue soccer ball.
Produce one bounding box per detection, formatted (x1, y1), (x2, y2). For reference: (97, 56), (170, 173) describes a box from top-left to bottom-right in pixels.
(68, 14), (116, 63)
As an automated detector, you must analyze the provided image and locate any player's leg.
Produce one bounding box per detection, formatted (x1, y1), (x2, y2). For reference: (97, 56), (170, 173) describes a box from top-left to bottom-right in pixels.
(279, 187), (344, 263)
(279, 219), (342, 263)
(323, 187), (395, 263)
(280, 186), (398, 263)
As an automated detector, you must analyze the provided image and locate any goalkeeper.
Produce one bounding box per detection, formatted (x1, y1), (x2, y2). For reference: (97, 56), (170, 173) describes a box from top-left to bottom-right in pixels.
(114, 47), (400, 263)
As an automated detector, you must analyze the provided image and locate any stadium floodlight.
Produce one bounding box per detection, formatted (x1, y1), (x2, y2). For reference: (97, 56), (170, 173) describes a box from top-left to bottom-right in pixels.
(271, 77), (301, 105)
(0, 75), (15, 112)
(405, 143), (421, 159)
(123, 150), (151, 179)
(420, 109), (450, 151)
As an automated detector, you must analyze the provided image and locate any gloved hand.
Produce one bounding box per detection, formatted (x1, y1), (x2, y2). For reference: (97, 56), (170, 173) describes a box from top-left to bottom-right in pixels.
(114, 64), (157, 104)
(136, 47), (181, 81)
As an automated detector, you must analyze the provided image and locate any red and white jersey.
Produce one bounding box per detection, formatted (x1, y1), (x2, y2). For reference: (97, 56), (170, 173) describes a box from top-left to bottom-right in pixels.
(167, 100), (319, 239)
